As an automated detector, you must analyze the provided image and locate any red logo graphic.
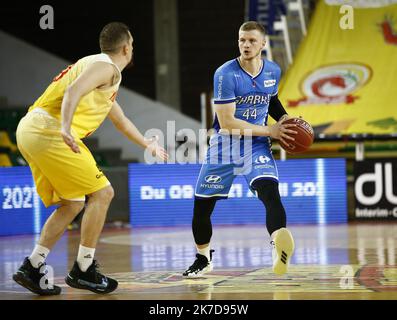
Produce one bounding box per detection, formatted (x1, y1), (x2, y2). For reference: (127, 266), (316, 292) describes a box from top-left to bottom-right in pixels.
(288, 63), (371, 107)
(381, 18), (397, 45)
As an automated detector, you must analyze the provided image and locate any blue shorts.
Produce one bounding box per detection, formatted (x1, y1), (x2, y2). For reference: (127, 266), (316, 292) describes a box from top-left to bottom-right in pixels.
(195, 134), (278, 199)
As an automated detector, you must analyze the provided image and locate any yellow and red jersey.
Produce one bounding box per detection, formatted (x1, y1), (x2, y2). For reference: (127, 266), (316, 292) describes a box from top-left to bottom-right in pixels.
(29, 53), (121, 138)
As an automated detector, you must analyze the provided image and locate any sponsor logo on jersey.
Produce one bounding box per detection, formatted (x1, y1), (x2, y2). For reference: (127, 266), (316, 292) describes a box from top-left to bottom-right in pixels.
(255, 155), (271, 164)
(217, 76), (224, 99)
(200, 183), (225, 190)
(253, 155), (274, 169)
(264, 80), (276, 87)
(205, 175), (222, 183)
(96, 165), (104, 179)
(201, 175), (224, 189)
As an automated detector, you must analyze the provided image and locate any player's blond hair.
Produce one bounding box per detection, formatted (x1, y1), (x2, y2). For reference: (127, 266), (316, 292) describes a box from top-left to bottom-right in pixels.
(239, 21), (266, 37)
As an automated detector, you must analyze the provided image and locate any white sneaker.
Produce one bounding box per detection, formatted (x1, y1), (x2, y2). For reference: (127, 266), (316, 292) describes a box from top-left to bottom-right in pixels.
(271, 228), (295, 275)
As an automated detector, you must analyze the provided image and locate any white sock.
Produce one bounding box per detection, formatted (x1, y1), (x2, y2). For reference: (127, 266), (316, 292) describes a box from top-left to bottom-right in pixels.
(197, 246), (211, 262)
(29, 244), (50, 268)
(271, 229), (281, 243)
(77, 245), (95, 272)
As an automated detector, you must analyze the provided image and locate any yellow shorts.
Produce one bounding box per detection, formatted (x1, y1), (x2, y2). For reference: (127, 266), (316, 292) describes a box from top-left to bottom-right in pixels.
(16, 110), (110, 207)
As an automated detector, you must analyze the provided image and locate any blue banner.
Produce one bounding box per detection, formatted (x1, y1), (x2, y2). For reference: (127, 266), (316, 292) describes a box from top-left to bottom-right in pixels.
(129, 159), (347, 227)
(248, 0), (286, 35)
(0, 167), (55, 236)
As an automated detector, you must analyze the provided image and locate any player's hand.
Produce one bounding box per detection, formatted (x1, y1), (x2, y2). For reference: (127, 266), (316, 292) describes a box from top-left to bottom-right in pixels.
(269, 118), (298, 147)
(61, 129), (81, 153)
(145, 136), (169, 161)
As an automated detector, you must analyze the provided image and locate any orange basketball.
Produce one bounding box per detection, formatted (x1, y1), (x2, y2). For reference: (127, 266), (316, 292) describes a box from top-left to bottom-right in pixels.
(279, 118), (314, 154)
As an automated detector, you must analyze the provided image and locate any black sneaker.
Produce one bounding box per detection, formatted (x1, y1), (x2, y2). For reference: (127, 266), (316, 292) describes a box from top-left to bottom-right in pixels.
(65, 260), (118, 294)
(12, 257), (61, 295)
(183, 249), (214, 278)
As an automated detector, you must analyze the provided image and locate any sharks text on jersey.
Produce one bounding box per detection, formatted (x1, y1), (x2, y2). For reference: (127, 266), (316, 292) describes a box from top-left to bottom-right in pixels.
(235, 93), (271, 105)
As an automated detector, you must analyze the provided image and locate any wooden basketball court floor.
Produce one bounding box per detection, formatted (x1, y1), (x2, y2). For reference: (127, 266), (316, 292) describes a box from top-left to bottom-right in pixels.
(0, 222), (396, 300)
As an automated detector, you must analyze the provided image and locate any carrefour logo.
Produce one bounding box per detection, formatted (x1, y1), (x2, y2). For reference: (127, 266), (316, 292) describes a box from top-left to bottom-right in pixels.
(255, 155), (271, 164)
(205, 175), (222, 184)
(288, 63), (371, 107)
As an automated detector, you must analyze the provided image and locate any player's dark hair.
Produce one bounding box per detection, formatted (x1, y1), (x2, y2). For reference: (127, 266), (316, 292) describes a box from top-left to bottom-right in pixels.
(99, 22), (131, 54)
(239, 21), (266, 37)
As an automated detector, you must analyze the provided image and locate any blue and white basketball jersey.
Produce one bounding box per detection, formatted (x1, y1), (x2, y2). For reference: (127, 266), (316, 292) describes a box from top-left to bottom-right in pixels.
(212, 58), (281, 131)
(194, 58), (282, 199)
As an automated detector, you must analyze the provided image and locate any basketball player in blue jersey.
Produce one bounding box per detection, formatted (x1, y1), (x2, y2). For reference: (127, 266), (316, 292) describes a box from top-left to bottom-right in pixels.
(183, 21), (297, 277)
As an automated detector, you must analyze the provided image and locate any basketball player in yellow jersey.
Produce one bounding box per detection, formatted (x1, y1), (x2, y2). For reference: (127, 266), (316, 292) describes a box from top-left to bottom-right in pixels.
(12, 22), (168, 295)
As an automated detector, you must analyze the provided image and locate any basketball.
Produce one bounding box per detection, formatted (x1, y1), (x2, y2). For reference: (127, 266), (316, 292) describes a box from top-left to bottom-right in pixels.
(279, 118), (314, 154)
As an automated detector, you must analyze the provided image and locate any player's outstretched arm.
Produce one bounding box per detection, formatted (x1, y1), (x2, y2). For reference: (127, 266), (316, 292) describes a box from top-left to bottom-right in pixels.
(61, 62), (115, 153)
(215, 102), (297, 145)
(108, 101), (168, 161)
